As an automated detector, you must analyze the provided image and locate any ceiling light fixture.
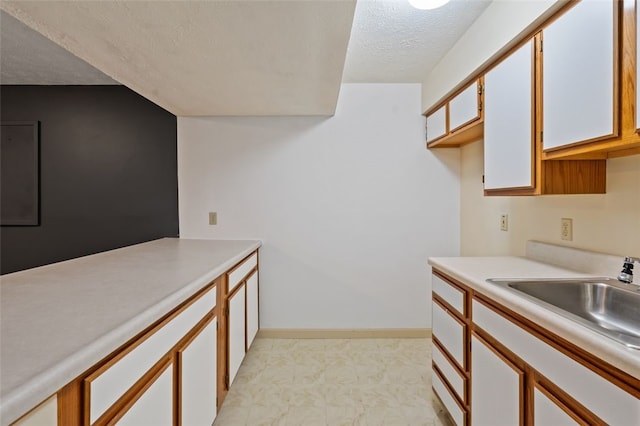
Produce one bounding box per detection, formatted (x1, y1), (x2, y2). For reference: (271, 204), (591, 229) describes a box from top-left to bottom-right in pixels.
(408, 0), (451, 10)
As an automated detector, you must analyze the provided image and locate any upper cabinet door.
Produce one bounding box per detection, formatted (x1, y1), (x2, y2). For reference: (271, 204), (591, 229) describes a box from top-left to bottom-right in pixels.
(449, 82), (481, 132)
(484, 40), (534, 191)
(542, 0), (618, 150)
(636, 0), (640, 132)
(426, 105), (447, 143)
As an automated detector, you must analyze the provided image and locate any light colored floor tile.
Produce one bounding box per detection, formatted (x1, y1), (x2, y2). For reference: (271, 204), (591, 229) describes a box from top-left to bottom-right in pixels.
(215, 337), (454, 426)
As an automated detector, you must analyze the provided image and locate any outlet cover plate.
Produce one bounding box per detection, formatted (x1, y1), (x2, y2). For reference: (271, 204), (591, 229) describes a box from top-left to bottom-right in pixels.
(561, 218), (573, 241)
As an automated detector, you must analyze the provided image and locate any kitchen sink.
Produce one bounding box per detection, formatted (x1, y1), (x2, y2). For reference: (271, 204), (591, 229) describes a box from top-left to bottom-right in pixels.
(486, 278), (640, 349)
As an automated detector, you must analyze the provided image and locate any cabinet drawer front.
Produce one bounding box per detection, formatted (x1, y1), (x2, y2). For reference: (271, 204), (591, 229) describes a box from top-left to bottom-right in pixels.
(433, 274), (465, 315)
(426, 105), (447, 142)
(433, 301), (465, 368)
(88, 287), (216, 424)
(228, 252), (257, 293)
(473, 300), (639, 425)
(433, 368), (466, 426)
(433, 342), (465, 401)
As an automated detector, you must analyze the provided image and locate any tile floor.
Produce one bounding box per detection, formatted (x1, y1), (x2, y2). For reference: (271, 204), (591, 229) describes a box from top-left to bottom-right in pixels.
(213, 337), (454, 426)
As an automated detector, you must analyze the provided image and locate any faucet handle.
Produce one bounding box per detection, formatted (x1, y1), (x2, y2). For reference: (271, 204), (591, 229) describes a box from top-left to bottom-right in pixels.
(618, 256), (638, 284)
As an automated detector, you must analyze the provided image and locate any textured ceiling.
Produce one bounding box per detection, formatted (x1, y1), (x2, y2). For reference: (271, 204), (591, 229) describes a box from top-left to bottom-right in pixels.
(344, 0), (492, 83)
(1, 1), (356, 116)
(0, 0), (492, 115)
(0, 11), (117, 85)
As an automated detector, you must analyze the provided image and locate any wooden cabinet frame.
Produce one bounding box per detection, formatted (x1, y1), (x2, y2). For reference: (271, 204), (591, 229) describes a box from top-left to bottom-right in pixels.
(426, 78), (484, 148)
(429, 0), (640, 161)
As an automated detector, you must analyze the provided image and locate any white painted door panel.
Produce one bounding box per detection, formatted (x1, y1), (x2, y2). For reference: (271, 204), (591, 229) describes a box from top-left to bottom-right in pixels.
(484, 40), (534, 190)
(534, 386), (580, 426)
(433, 343), (465, 400)
(543, 0), (615, 149)
(636, 1), (640, 131)
(449, 82), (479, 131)
(118, 365), (173, 426)
(432, 370), (465, 426)
(471, 334), (522, 426)
(432, 275), (465, 315)
(432, 302), (465, 368)
(246, 271), (259, 351)
(181, 318), (217, 426)
(228, 286), (246, 385)
(426, 106), (447, 142)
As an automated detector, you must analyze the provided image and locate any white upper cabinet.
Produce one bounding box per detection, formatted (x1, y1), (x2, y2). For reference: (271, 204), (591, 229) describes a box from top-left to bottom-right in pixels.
(426, 105), (447, 143)
(449, 82), (480, 132)
(636, 0), (640, 132)
(542, 0), (616, 150)
(484, 40), (534, 191)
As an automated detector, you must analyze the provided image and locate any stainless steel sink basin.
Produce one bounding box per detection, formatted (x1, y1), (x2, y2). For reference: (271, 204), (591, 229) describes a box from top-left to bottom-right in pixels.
(486, 278), (640, 349)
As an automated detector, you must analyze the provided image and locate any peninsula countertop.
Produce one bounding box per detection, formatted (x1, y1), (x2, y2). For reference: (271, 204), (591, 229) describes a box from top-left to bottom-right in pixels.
(0, 238), (261, 426)
(428, 255), (640, 381)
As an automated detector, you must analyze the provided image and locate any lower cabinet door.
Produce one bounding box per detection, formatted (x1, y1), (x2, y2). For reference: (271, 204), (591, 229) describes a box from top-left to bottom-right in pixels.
(117, 363), (173, 426)
(228, 285), (246, 386)
(246, 271), (259, 351)
(180, 317), (218, 426)
(471, 333), (523, 426)
(534, 384), (582, 426)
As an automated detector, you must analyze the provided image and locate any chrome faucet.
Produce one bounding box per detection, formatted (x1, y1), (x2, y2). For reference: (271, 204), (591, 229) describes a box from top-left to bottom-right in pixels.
(618, 256), (640, 284)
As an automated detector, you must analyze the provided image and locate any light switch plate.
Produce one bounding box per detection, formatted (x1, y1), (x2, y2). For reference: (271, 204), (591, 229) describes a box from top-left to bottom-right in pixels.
(209, 212), (217, 225)
(500, 214), (508, 231)
(561, 218), (572, 241)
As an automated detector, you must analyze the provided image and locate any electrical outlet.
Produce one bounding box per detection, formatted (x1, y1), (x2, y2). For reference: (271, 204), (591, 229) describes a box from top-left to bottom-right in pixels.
(500, 214), (508, 231)
(561, 218), (573, 241)
(208, 212), (217, 225)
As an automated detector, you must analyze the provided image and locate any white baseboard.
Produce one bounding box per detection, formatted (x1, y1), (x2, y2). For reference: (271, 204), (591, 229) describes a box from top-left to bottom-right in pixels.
(256, 328), (432, 339)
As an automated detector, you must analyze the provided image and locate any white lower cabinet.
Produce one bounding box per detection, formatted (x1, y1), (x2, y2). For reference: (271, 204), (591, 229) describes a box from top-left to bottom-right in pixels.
(118, 364), (173, 426)
(534, 385), (581, 426)
(246, 271), (259, 351)
(471, 333), (523, 426)
(180, 317), (218, 426)
(228, 285), (246, 386)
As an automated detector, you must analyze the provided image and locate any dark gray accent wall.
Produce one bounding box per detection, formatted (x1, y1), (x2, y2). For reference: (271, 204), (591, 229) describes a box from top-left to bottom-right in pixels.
(1, 86), (178, 274)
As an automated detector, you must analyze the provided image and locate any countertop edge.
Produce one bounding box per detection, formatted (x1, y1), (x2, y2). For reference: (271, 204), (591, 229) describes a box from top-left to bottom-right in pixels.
(428, 256), (640, 381)
(1, 240), (261, 426)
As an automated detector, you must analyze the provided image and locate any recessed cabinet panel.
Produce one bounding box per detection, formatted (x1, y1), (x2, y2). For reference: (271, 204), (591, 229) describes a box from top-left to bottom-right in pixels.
(484, 40), (534, 190)
(432, 275), (465, 315)
(426, 105), (447, 142)
(449, 82), (480, 132)
(433, 369), (466, 426)
(180, 318), (217, 426)
(228, 286), (246, 386)
(433, 343), (465, 400)
(117, 365), (173, 426)
(246, 271), (259, 351)
(543, 0), (615, 150)
(534, 385), (581, 426)
(471, 334), (523, 426)
(433, 302), (465, 368)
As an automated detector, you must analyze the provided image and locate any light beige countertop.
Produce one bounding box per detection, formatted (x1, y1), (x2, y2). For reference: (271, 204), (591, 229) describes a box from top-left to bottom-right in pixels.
(0, 238), (261, 426)
(428, 253), (640, 381)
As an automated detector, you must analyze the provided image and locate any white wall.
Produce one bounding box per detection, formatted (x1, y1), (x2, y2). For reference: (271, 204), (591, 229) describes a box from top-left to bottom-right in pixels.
(422, 0), (561, 112)
(461, 141), (640, 258)
(178, 84), (460, 329)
